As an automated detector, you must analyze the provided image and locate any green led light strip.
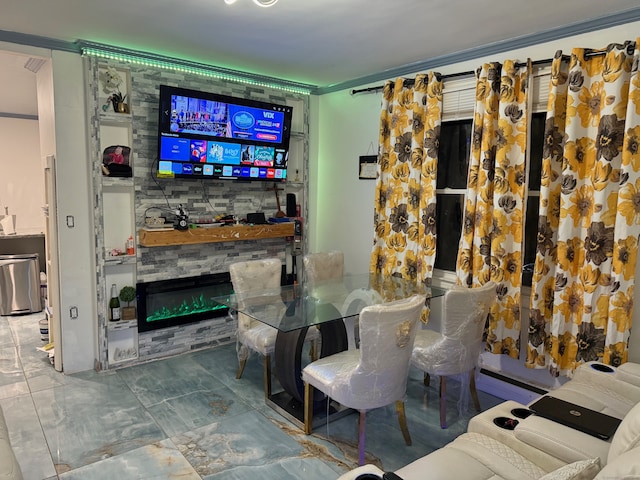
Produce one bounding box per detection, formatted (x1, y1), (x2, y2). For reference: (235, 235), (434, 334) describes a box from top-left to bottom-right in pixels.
(80, 42), (314, 95)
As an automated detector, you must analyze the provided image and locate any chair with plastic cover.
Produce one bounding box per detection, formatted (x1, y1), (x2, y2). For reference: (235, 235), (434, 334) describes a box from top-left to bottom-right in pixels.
(303, 251), (359, 349)
(229, 258), (318, 397)
(302, 294), (425, 465)
(303, 251), (344, 285)
(411, 281), (496, 428)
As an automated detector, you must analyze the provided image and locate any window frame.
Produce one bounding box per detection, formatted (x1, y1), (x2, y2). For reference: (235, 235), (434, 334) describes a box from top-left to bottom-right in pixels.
(432, 66), (551, 288)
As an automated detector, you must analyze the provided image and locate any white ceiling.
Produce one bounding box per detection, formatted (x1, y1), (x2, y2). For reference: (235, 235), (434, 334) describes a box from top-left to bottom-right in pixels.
(1, 0), (640, 113)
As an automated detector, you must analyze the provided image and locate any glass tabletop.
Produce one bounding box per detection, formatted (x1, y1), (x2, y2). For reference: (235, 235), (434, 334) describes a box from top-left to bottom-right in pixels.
(212, 273), (447, 332)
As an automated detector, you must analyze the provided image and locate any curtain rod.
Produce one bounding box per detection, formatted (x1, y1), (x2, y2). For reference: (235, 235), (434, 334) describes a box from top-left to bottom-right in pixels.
(349, 53), (595, 95)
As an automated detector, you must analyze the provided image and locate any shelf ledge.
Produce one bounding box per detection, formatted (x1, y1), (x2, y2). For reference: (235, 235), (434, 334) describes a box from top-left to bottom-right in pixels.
(139, 223), (294, 247)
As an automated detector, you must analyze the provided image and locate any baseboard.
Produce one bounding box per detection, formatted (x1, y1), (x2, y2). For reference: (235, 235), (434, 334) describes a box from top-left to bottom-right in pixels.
(476, 368), (547, 405)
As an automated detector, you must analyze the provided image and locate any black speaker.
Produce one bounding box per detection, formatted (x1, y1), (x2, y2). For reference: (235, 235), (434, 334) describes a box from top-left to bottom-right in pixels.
(286, 193), (297, 217)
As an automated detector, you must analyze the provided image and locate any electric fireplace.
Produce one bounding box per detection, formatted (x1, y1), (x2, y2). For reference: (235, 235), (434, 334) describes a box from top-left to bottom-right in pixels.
(137, 273), (233, 333)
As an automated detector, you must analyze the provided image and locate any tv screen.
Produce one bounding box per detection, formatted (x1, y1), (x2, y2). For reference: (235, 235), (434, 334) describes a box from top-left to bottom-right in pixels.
(156, 85), (293, 181)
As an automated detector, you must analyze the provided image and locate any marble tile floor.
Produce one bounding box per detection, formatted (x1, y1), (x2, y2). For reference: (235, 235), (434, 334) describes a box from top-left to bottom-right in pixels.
(0, 313), (504, 479)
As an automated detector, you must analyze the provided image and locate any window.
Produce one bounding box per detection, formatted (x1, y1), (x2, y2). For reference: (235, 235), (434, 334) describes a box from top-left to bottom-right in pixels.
(435, 120), (471, 272)
(433, 70), (549, 286)
(522, 112), (545, 286)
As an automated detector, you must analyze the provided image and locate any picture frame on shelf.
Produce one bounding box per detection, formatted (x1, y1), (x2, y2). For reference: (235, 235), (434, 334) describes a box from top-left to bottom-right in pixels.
(102, 145), (132, 177)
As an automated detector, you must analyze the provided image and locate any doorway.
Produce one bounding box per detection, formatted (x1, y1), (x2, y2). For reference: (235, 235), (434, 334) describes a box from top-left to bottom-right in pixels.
(0, 48), (61, 370)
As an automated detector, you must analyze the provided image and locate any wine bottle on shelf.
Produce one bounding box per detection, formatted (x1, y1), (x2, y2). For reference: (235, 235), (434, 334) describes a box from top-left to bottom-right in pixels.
(109, 283), (121, 321)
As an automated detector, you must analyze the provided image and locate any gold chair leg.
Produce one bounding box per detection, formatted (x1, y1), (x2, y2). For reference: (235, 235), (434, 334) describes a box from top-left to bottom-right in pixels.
(423, 372), (430, 387)
(439, 376), (447, 429)
(236, 358), (247, 379)
(470, 367), (481, 412)
(396, 400), (412, 446)
(358, 410), (367, 466)
(303, 382), (313, 434)
(263, 354), (272, 399)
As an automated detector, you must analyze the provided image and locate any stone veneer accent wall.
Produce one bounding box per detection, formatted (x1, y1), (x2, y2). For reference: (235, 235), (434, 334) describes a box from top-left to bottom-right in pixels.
(88, 57), (309, 368)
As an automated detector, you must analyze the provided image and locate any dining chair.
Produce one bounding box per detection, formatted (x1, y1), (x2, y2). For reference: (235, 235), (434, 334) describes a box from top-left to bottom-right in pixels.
(303, 251), (358, 349)
(302, 294), (425, 465)
(229, 258), (318, 397)
(411, 281), (496, 428)
(303, 251), (344, 284)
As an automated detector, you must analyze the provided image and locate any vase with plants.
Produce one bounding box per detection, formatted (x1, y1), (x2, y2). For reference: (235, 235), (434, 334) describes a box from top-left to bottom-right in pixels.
(109, 91), (128, 113)
(119, 286), (137, 320)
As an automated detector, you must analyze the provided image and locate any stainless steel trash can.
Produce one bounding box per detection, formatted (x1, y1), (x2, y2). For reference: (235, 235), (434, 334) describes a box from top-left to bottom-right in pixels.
(0, 254), (42, 315)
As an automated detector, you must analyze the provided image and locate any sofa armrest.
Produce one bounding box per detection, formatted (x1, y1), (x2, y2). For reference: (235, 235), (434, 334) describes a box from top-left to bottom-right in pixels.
(514, 415), (610, 465)
(617, 362), (640, 388)
(467, 400), (566, 472)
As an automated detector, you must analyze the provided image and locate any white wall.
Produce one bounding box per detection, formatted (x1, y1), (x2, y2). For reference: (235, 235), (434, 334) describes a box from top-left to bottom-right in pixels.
(310, 90), (379, 274)
(0, 49), (45, 235)
(0, 42), (97, 374)
(313, 20), (640, 363)
(0, 117), (45, 234)
(50, 50), (97, 373)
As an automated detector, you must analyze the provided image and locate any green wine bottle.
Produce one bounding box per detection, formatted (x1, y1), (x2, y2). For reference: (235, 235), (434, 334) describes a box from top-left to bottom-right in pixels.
(109, 283), (121, 321)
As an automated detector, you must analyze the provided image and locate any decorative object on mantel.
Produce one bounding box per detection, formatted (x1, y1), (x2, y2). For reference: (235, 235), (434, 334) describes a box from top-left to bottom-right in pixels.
(175, 204), (189, 231)
(273, 184), (286, 218)
(101, 145), (132, 177)
(144, 215), (169, 228)
(119, 286), (137, 320)
(99, 66), (129, 113)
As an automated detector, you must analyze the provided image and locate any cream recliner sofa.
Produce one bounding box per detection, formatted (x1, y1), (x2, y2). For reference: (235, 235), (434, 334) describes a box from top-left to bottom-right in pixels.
(337, 362), (640, 480)
(0, 406), (23, 480)
(545, 361), (640, 418)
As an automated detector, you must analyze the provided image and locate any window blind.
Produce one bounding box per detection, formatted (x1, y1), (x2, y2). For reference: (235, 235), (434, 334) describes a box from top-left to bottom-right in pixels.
(440, 65), (551, 121)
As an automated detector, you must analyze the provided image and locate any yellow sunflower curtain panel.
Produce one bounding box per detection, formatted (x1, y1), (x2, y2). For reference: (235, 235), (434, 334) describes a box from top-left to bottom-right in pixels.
(370, 74), (443, 292)
(527, 41), (640, 377)
(456, 60), (531, 359)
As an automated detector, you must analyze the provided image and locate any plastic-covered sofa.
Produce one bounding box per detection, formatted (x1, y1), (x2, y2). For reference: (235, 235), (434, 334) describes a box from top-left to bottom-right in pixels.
(337, 362), (640, 480)
(546, 362), (640, 418)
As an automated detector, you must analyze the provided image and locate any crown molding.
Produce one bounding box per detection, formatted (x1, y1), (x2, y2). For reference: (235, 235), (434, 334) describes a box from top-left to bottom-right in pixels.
(3, 5), (640, 96)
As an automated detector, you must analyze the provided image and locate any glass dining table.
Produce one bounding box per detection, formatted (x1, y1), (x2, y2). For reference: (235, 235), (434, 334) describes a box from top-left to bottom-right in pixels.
(212, 272), (447, 428)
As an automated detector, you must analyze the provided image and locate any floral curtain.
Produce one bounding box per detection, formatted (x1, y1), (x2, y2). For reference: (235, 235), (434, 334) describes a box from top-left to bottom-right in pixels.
(527, 41), (640, 376)
(456, 61), (531, 358)
(370, 73), (443, 321)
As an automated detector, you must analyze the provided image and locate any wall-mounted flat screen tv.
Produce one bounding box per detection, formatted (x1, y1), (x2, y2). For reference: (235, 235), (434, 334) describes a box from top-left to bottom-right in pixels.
(157, 85), (293, 182)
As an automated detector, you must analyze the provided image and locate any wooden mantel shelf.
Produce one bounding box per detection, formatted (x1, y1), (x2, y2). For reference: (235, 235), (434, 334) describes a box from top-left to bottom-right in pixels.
(139, 223), (294, 247)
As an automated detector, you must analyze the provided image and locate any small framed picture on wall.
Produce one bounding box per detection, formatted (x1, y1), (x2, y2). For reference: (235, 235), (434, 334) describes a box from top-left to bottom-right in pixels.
(359, 155), (377, 179)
